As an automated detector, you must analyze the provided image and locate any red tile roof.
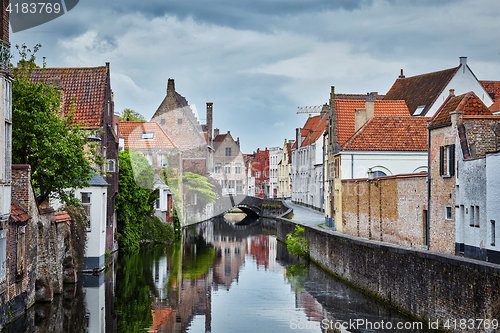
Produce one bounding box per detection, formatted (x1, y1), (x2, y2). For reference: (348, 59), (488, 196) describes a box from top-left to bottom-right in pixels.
(10, 203), (31, 222)
(489, 98), (500, 113)
(55, 211), (72, 223)
(340, 117), (428, 151)
(120, 121), (179, 149)
(213, 133), (228, 151)
(480, 80), (500, 101)
(429, 92), (492, 128)
(28, 66), (108, 128)
(384, 66), (460, 116)
(335, 100), (410, 146)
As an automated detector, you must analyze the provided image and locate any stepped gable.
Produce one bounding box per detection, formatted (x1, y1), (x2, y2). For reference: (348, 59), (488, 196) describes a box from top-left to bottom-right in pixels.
(340, 117), (428, 151)
(120, 121), (179, 149)
(384, 67), (459, 116)
(429, 92), (492, 128)
(28, 66), (108, 128)
(335, 99), (410, 146)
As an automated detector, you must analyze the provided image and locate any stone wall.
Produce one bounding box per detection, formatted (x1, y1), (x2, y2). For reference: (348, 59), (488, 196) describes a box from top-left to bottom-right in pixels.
(341, 174), (428, 249)
(277, 219), (500, 332)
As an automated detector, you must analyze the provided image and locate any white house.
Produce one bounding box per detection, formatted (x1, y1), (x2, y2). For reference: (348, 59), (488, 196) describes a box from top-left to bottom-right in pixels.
(291, 113), (326, 210)
(74, 175), (109, 271)
(268, 146), (282, 198)
(384, 57), (494, 118)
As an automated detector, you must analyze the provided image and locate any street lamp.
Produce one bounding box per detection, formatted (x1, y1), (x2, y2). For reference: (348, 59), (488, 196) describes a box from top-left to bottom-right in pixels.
(367, 168), (374, 180)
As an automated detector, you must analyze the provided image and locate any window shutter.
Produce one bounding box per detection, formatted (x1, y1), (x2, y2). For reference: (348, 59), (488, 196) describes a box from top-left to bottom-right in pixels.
(439, 146), (444, 176)
(449, 144), (455, 176)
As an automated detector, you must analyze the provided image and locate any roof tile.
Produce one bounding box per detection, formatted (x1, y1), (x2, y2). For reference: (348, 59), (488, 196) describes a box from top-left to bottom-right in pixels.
(121, 121), (179, 149)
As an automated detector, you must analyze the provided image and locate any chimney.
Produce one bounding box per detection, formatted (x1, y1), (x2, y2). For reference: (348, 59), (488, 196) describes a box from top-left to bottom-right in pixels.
(214, 128), (219, 137)
(449, 89), (455, 97)
(0, 0), (9, 46)
(167, 78), (175, 96)
(355, 108), (367, 132)
(460, 57), (467, 66)
(366, 93), (375, 119)
(236, 137), (240, 147)
(330, 86), (335, 102)
(206, 102), (213, 144)
(399, 69), (405, 79)
(295, 128), (300, 149)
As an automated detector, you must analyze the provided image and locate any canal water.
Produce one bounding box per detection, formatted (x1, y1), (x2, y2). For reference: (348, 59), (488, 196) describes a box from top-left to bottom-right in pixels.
(3, 217), (433, 332)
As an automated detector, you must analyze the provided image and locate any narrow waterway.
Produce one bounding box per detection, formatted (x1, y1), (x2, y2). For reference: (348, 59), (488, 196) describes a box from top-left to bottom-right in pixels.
(4, 217), (433, 332)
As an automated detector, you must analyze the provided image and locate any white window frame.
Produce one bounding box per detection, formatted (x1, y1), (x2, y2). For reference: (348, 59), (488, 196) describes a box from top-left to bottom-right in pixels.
(0, 229), (6, 284)
(141, 132), (154, 140)
(235, 163), (242, 174)
(158, 154), (168, 168)
(225, 163), (231, 174)
(214, 163), (221, 174)
(81, 192), (92, 232)
(445, 206), (452, 220)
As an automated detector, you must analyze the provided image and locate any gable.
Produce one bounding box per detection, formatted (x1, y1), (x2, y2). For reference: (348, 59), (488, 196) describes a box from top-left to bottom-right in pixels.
(429, 92), (492, 128)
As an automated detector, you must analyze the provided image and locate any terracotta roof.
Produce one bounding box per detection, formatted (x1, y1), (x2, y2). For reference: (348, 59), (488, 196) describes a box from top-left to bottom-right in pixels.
(340, 117), (428, 151)
(213, 133), (228, 151)
(336, 100), (410, 146)
(429, 92), (492, 128)
(28, 66), (108, 128)
(55, 211), (72, 223)
(480, 80), (500, 101)
(489, 98), (500, 113)
(10, 203), (31, 222)
(384, 66), (460, 116)
(335, 93), (385, 100)
(120, 121), (179, 149)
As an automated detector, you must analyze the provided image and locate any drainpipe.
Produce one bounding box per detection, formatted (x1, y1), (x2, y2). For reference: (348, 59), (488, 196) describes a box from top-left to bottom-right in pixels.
(426, 126), (431, 250)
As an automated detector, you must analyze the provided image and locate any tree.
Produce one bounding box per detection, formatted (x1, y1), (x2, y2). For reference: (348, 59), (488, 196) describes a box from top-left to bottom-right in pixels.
(11, 44), (103, 204)
(120, 108), (145, 122)
(182, 172), (216, 213)
(116, 150), (154, 252)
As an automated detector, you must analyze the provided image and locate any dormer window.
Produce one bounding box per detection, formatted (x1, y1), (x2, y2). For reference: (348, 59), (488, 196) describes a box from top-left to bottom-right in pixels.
(413, 105), (425, 116)
(141, 132), (154, 140)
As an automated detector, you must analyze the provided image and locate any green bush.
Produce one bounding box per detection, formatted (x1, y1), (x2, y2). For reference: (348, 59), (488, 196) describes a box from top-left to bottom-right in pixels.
(286, 225), (309, 257)
(142, 216), (174, 243)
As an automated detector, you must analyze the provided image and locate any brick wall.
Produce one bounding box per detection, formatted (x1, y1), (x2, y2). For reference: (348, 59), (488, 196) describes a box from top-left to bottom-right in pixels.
(277, 219), (500, 332)
(341, 174), (428, 249)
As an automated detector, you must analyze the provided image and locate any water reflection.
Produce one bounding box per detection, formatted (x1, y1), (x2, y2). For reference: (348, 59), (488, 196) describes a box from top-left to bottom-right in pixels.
(4, 218), (432, 332)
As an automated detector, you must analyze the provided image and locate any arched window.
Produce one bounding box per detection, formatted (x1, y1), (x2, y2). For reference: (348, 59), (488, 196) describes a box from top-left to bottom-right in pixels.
(373, 170), (386, 177)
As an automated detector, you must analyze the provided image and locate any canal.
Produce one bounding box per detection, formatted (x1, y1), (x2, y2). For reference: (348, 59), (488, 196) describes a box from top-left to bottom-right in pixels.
(3, 217), (433, 332)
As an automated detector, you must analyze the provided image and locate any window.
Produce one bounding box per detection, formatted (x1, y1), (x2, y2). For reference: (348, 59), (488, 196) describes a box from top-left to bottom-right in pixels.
(222, 180), (227, 194)
(445, 206), (452, 220)
(228, 180), (235, 194)
(161, 118), (165, 125)
(158, 154), (168, 168)
(108, 159), (115, 172)
(236, 180), (243, 194)
(114, 123), (118, 135)
(178, 118), (182, 125)
(225, 163), (231, 174)
(225, 147), (231, 157)
(235, 163), (242, 174)
(413, 105), (426, 116)
(141, 132), (154, 140)
(191, 193), (197, 205)
(474, 206), (479, 227)
(491, 220), (496, 246)
(373, 171), (386, 177)
(214, 163), (221, 174)
(81, 192), (92, 232)
(0, 230), (6, 285)
(144, 154), (153, 166)
(4, 79), (11, 121)
(439, 144), (455, 177)
(17, 226), (26, 276)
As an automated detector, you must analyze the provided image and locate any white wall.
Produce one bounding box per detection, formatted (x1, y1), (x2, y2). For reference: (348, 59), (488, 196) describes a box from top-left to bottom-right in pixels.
(426, 62), (493, 118)
(486, 152), (500, 251)
(75, 186), (107, 270)
(339, 151), (428, 180)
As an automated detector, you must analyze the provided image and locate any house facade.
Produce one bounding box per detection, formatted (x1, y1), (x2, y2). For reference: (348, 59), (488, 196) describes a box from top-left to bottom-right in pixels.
(151, 79), (213, 176)
(277, 139), (293, 199)
(252, 148), (269, 198)
(212, 130), (246, 196)
(268, 147), (282, 198)
(428, 91), (500, 256)
(291, 112), (327, 210)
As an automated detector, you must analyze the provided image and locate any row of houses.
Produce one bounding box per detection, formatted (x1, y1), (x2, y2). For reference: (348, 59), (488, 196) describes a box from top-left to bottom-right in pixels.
(252, 57), (500, 264)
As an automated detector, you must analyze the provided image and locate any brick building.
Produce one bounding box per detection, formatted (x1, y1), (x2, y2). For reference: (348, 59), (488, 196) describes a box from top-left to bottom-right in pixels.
(151, 79), (213, 176)
(428, 90), (500, 258)
(249, 148), (269, 198)
(28, 64), (119, 252)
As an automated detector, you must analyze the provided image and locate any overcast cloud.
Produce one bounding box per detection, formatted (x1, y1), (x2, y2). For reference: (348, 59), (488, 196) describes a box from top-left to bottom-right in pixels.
(11, 0), (500, 152)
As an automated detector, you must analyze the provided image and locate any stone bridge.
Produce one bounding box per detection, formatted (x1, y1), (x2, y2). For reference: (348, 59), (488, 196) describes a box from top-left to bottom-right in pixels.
(213, 195), (292, 219)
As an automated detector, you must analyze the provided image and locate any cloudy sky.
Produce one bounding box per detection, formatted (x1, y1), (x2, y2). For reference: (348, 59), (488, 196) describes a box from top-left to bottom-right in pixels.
(10, 0), (500, 153)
